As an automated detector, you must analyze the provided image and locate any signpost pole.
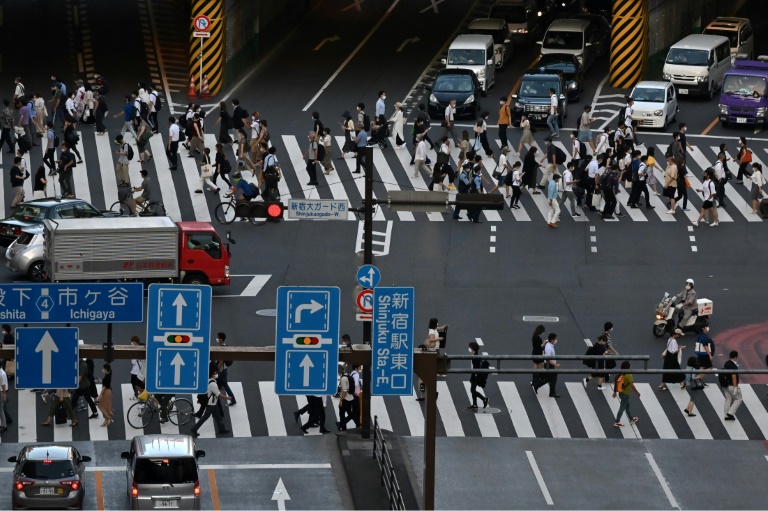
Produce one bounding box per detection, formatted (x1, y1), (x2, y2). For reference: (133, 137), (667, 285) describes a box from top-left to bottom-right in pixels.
(361, 145), (374, 439)
(105, 323), (114, 363)
(199, 37), (203, 95)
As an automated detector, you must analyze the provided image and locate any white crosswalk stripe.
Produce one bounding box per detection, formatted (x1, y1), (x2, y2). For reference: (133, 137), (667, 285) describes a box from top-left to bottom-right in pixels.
(3, 130), (768, 226)
(2, 381), (768, 442)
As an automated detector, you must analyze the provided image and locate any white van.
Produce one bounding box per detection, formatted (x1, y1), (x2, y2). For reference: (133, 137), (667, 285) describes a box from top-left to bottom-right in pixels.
(466, 18), (513, 69)
(538, 19), (595, 71)
(442, 34), (495, 94)
(662, 34), (732, 99)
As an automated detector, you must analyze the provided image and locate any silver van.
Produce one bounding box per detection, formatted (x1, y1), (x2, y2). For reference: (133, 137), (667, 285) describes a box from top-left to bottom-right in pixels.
(121, 435), (206, 510)
(442, 34), (496, 94)
(538, 18), (596, 71)
(703, 17), (754, 62)
(662, 34), (732, 99)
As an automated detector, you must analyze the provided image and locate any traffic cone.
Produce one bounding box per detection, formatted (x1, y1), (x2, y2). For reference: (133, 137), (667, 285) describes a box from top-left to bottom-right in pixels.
(187, 75), (197, 99)
(200, 75), (210, 99)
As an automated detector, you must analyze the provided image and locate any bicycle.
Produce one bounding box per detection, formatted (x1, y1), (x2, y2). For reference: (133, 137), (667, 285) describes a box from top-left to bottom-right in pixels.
(110, 198), (167, 217)
(126, 394), (194, 428)
(214, 193), (267, 226)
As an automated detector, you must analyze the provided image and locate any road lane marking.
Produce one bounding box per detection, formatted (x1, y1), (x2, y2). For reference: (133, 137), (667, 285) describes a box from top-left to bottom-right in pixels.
(565, 382), (605, 438)
(436, 381), (464, 436)
(303, 0), (400, 110)
(635, 383), (677, 439)
(645, 452), (680, 509)
(498, 383), (535, 437)
(526, 451), (554, 506)
(463, 381), (500, 437)
(208, 469), (221, 511)
(94, 470), (104, 511)
(701, 117), (719, 136)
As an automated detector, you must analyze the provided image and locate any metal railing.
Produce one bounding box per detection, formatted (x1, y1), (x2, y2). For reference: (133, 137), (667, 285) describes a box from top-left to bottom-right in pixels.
(373, 416), (406, 511)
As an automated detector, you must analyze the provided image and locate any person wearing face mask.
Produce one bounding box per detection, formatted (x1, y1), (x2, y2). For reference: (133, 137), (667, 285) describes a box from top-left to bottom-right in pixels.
(375, 91), (387, 128)
(694, 324), (714, 381)
(498, 97), (511, 150)
(675, 278), (697, 328)
(190, 365), (231, 438)
(474, 112), (494, 159)
(533, 333), (561, 398)
(467, 341), (489, 409)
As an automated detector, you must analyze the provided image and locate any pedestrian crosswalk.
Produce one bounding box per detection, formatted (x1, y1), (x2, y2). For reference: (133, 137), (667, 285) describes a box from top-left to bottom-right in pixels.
(2, 128), (765, 225)
(1, 380), (767, 443)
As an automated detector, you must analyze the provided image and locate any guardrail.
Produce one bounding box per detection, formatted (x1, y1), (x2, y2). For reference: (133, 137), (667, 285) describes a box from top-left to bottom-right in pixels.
(372, 416), (406, 511)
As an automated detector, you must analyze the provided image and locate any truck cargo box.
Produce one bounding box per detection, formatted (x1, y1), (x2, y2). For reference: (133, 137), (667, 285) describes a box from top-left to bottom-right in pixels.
(44, 217), (180, 281)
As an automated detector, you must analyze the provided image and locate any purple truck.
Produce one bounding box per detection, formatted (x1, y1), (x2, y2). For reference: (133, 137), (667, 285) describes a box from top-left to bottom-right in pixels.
(718, 55), (768, 127)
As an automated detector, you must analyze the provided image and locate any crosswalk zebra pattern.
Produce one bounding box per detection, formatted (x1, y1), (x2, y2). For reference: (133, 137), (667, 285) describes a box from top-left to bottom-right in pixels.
(2, 129), (764, 225)
(1, 380), (767, 443)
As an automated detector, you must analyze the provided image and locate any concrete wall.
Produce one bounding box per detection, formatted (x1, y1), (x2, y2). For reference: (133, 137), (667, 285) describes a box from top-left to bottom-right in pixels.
(647, 0), (727, 57)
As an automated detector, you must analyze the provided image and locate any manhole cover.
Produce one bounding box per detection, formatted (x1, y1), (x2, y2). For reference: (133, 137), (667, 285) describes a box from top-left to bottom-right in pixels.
(470, 407), (502, 415)
(522, 315), (559, 323)
(255, 309), (277, 317)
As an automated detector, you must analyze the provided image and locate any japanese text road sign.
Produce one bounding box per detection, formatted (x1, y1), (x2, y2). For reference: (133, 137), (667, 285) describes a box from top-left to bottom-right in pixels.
(372, 287), (414, 395)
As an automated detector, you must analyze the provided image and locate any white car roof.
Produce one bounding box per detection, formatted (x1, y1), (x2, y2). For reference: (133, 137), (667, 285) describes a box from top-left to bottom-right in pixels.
(633, 81), (670, 90)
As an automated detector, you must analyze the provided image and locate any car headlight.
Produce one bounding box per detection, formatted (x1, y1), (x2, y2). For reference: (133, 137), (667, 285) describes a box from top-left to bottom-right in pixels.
(514, 101), (523, 109)
(575, 54), (583, 64)
(718, 104), (727, 114)
(464, 95), (475, 105)
(477, 69), (485, 78)
(567, 81), (577, 90)
(653, 110), (663, 116)
(662, 72), (671, 80)
(757, 107), (767, 116)
(695, 76), (706, 83)
(429, 94), (437, 103)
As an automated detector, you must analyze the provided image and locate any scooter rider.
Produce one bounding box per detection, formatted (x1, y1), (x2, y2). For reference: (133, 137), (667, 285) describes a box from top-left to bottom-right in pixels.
(676, 278), (697, 328)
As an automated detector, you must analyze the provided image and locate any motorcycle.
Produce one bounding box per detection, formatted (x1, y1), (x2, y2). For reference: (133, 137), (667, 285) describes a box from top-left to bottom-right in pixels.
(653, 292), (712, 337)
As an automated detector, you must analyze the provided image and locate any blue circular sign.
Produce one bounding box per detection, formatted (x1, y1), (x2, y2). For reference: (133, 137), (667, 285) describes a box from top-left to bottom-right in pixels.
(356, 264), (381, 288)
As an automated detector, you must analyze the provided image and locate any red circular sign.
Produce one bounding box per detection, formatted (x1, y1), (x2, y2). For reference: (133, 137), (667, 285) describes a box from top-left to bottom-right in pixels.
(356, 289), (373, 313)
(193, 15), (211, 32)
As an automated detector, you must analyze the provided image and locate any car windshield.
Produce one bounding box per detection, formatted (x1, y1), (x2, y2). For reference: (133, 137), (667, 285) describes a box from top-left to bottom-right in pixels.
(133, 458), (197, 485)
(520, 81), (558, 98)
(538, 60), (576, 74)
(703, 29), (738, 47)
(447, 49), (486, 65)
(489, 5), (527, 23)
(20, 460), (75, 480)
(11, 205), (45, 222)
(631, 88), (665, 102)
(665, 48), (709, 66)
(723, 75), (767, 96)
(543, 31), (583, 50)
(434, 75), (475, 93)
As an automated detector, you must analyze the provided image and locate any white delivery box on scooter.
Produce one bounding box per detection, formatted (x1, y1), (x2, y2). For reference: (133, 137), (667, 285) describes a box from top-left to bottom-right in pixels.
(697, 299), (713, 316)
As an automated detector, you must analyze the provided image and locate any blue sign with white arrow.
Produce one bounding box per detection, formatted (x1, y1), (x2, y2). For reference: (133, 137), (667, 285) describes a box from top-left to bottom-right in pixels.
(145, 284), (211, 394)
(356, 264), (381, 288)
(15, 327), (79, 390)
(275, 286), (340, 395)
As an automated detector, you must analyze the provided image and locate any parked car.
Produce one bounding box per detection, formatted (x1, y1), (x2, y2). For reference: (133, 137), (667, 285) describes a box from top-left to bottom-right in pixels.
(531, 53), (585, 100)
(426, 68), (483, 119)
(511, 69), (568, 126)
(703, 17), (754, 62)
(5, 225), (45, 281)
(8, 445), (91, 510)
(466, 18), (513, 69)
(0, 198), (117, 248)
(629, 81), (679, 129)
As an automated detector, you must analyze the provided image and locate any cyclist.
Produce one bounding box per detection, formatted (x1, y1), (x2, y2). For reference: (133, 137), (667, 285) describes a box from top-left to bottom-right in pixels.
(231, 172), (260, 202)
(156, 394), (172, 423)
(131, 169), (154, 215)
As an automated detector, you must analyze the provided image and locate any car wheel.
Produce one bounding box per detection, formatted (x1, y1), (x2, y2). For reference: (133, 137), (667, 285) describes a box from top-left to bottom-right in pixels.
(708, 83), (714, 101)
(28, 261), (47, 282)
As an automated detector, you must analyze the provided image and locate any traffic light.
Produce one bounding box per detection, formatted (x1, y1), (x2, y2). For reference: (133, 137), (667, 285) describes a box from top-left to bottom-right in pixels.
(266, 201), (284, 220)
(167, 334), (191, 343)
(295, 336), (319, 346)
(248, 201), (284, 220)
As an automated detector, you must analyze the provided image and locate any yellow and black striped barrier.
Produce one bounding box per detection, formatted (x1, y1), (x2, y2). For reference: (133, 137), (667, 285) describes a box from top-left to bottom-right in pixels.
(609, 0), (649, 89)
(189, 0), (225, 96)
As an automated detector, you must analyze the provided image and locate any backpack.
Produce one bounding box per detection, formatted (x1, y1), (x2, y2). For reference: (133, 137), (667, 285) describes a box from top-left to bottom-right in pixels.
(178, 127), (186, 142)
(153, 92), (162, 112)
(224, 359), (234, 367)
(138, 100), (149, 119)
(617, 107), (626, 127)
(553, 145), (567, 164)
(124, 143), (134, 161)
(53, 134), (60, 148)
(363, 113), (371, 132)
(579, 142), (587, 159)
(474, 359), (490, 387)
(583, 345), (596, 368)
(317, 142), (326, 161)
(614, 374), (625, 393)
(599, 170), (612, 190)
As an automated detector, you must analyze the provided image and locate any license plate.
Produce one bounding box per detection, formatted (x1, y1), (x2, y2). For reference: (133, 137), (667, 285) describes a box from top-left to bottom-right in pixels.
(737, 117), (747, 124)
(39, 487), (56, 495)
(533, 115), (545, 120)
(157, 499), (178, 508)
(678, 88), (688, 94)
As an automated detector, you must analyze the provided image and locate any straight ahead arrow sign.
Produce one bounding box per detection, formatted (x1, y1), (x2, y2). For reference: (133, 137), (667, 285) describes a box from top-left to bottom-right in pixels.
(272, 477), (291, 511)
(314, 35), (340, 51)
(397, 36), (420, 53)
(299, 354), (314, 387)
(171, 352), (185, 386)
(172, 293), (187, 326)
(35, 331), (59, 385)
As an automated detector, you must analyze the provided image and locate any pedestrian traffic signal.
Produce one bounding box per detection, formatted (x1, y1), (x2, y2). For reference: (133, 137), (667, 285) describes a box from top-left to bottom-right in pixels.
(248, 201), (284, 220)
(266, 201), (284, 219)
(295, 336), (319, 346)
(167, 334), (191, 344)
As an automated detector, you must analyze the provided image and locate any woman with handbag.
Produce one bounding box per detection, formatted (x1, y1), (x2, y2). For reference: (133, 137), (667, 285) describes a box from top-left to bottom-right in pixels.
(339, 112), (356, 158)
(212, 143), (232, 188)
(489, 146), (512, 196)
(196, 147), (218, 193)
(517, 114), (534, 155)
(683, 356), (702, 417)
(522, 146), (540, 194)
(659, 328), (685, 391)
(474, 113), (494, 159)
(662, 154), (678, 214)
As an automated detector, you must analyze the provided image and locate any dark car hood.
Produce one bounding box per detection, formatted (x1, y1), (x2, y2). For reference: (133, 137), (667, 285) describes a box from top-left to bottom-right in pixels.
(515, 96), (552, 105)
(432, 90), (474, 103)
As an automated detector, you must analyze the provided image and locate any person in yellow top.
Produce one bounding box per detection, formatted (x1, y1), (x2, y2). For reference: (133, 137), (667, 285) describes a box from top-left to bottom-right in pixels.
(497, 97), (511, 150)
(613, 360), (640, 428)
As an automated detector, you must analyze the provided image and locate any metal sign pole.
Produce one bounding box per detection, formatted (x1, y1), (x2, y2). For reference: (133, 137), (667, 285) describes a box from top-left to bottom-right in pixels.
(199, 36), (203, 94)
(361, 145), (374, 439)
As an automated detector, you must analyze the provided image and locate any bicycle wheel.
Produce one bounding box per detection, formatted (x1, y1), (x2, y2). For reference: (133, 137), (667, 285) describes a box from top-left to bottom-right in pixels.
(168, 398), (194, 426)
(214, 202), (236, 224)
(126, 402), (154, 429)
(110, 201), (131, 216)
(146, 202), (166, 216)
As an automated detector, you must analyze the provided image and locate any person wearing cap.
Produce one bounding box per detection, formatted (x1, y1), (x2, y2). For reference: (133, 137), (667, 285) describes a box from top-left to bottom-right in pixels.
(547, 173), (561, 227)
(749, 162), (764, 214)
(390, 102), (405, 148)
(659, 328), (685, 391)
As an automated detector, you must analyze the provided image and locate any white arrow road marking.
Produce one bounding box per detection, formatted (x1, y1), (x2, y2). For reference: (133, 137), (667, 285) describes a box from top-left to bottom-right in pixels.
(295, 300), (324, 323)
(272, 477), (291, 511)
(35, 331), (59, 385)
(170, 352), (185, 386)
(172, 293), (187, 326)
(300, 355), (314, 387)
(397, 36), (420, 52)
(314, 35), (340, 51)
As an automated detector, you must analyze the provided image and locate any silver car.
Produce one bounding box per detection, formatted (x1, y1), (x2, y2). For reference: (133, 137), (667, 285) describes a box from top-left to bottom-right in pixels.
(5, 226), (46, 281)
(8, 445), (91, 510)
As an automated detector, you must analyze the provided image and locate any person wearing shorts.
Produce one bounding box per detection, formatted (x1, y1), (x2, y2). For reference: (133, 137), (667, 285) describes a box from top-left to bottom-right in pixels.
(692, 169), (718, 227)
(578, 105), (595, 152)
(131, 169), (153, 214)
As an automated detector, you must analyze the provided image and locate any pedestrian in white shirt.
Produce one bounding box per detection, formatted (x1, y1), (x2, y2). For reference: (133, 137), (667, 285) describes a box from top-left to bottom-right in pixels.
(390, 102), (405, 147)
(33, 93), (47, 136)
(693, 168), (718, 227)
(559, 161), (581, 217)
(489, 146), (512, 195)
(166, 116), (180, 170)
(749, 162), (765, 214)
(412, 134), (431, 178)
(547, 88), (559, 137)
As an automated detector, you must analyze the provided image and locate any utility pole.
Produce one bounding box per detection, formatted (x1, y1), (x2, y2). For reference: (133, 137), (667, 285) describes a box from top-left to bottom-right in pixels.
(361, 145), (373, 439)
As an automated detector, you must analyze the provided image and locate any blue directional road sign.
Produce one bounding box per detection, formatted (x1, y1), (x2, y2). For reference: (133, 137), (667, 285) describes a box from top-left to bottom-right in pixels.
(356, 264), (381, 288)
(0, 283), (143, 323)
(145, 284), (211, 394)
(372, 287), (415, 396)
(275, 286), (340, 395)
(15, 328), (79, 390)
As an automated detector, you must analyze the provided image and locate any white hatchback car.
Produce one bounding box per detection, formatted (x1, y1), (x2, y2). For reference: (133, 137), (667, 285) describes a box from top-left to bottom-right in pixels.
(629, 81), (679, 129)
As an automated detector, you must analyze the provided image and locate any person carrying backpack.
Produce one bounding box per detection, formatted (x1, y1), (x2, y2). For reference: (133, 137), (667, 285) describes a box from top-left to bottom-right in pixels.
(612, 361), (640, 428)
(189, 365), (231, 438)
(467, 341), (490, 409)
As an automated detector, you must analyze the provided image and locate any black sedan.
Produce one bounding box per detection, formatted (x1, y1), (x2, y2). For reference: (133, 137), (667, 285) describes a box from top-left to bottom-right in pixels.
(426, 69), (483, 119)
(530, 53), (585, 101)
(0, 198), (118, 247)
